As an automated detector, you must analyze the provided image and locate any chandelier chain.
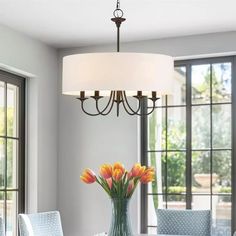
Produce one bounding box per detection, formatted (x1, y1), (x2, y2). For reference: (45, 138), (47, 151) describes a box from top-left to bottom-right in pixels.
(116, 0), (120, 9)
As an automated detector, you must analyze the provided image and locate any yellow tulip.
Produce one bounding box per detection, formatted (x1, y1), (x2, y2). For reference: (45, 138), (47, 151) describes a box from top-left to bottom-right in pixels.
(113, 162), (125, 175)
(113, 169), (123, 182)
(100, 164), (113, 179)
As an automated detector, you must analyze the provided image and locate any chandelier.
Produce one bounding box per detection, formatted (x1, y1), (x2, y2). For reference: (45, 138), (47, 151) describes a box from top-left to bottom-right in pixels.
(62, 0), (174, 116)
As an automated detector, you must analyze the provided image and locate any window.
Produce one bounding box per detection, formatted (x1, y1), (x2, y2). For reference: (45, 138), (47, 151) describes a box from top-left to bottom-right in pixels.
(0, 71), (25, 236)
(141, 56), (236, 235)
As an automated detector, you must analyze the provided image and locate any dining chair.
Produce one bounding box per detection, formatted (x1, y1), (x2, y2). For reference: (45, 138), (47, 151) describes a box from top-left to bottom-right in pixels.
(156, 209), (211, 236)
(0, 217), (4, 236)
(18, 211), (63, 236)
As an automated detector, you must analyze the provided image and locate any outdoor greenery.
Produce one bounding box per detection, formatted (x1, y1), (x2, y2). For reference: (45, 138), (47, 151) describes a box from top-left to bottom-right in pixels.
(149, 63), (231, 207)
(0, 106), (15, 190)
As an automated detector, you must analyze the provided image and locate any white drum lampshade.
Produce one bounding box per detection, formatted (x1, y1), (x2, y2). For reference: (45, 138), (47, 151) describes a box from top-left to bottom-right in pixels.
(62, 52), (174, 97)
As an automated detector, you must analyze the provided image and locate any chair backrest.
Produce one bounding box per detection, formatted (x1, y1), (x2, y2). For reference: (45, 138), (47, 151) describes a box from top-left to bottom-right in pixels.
(18, 211), (63, 236)
(156, 209), (211, 236)
(0, 217), (5, 236)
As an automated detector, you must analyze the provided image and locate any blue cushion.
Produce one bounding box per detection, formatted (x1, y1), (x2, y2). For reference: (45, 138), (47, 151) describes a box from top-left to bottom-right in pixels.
(156, 209), (211, 236)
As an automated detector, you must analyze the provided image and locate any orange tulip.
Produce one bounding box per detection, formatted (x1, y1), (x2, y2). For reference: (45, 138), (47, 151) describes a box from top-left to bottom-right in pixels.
(106, 178), (113, 189)
(100, 164), (113, 179)
(113, 169), (123, 182)
(140, 167), (155, 184)
(131, 163), (146, 177)
(80, 169), (96, 184)
(127, 180), (134, 195)
(113, 162), (125, 175)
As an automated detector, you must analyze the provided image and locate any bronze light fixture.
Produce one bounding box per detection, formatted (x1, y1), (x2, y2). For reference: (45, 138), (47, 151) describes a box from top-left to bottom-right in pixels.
(62, 0), (174, 116)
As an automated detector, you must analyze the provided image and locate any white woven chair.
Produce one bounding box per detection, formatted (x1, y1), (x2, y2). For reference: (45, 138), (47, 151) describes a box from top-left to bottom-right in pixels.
(0, 217), (4, 236)
(18, 211), (63, 236)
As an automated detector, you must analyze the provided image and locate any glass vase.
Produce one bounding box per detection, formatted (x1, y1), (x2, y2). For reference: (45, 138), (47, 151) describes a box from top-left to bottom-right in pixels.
(108, 198), (133, 236)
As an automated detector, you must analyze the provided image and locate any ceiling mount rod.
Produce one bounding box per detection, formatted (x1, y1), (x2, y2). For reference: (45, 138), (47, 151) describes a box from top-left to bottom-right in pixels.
(111, 0), (126, 52)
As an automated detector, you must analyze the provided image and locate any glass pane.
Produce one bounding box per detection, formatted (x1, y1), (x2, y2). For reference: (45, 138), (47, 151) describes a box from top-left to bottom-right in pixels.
(148, 152), (166, 194)
(148, 227), (157, 235)
(167, 195), (186, 209)
(192, 195), (211, 210)
(148, 109), (166, 151)
(7, 84), (18, 138)
(213, 151), (231, 194)
(167, 107), (186, 150)
(212, 63), (231, 103)
(212, 195), (231, 236)
(7, 140), (18, 189)
(192, 106), (210, 149)
(212, 104), (231, 149)
(192, 151), (210, 193)
(0, 138), (5, 188)
(148, 195), (159, 227)
(0, 82), (5, 136)
(167, 66), (186, 106)
(192, 64), (211, 104)
(6, 191), (17, 236)
(167, 152), (186, 192)
(0, 191), (4, 222)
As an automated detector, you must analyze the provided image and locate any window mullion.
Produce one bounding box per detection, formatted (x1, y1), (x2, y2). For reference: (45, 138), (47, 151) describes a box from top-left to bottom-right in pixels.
(210, 64), (213, 210)
(165, 95), (168, 209)
(4, 82), (7, 232)
(186, 63), (192, 209)
(140, 98), (148, 234)
(231, 56), (236, 234)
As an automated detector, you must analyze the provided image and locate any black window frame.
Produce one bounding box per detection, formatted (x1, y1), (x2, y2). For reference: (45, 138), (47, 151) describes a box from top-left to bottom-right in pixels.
(0, 70), (25, 235)
(140, 56), (236, 235)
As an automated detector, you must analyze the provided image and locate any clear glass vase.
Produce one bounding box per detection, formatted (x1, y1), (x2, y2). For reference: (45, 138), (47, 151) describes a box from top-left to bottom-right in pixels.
(108, 198), (133, 236)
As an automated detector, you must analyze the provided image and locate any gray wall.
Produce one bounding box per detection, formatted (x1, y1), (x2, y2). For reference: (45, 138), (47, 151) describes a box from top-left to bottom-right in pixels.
(58, 31), (236, 236)
(0, 24), (59, 212)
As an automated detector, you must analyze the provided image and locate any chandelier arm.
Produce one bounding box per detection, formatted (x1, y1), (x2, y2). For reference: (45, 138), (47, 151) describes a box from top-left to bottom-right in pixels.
(120, 92), (138, 115)
(136, 99), (156, 116)
(100, 91), (117, 115)
(95, 91), (116, 116)
(122, 91), (142, 114)
(95, 91), (113, 114)
(80, 99), (100, 116)
(121, 100), (136, 116)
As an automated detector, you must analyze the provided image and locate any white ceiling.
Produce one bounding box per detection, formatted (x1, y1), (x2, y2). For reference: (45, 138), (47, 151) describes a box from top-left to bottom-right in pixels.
(0, 0), (236, 48)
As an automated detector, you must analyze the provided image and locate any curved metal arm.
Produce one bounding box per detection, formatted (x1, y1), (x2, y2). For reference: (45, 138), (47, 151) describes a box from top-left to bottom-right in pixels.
(80, 100), (100, 116)
(96, 91), (116, 116)
(121, 91), (142, 115)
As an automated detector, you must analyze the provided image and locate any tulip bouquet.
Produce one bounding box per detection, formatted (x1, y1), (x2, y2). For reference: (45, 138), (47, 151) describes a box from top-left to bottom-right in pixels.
(80, 162), (155, 236)
(80, 162), (155, 198)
